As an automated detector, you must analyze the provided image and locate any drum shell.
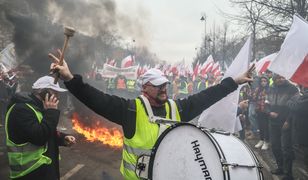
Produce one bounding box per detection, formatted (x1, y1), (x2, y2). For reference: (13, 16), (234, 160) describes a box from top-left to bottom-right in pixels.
(148, 123), (263, 180)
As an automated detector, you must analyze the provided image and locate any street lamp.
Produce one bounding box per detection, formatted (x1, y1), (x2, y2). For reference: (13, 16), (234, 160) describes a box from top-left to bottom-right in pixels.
(200, 14), (207, 54)
(132, 39), (136, 55)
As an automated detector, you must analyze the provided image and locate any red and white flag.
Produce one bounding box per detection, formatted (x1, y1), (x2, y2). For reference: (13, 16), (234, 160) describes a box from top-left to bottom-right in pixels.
(107, 59), (116, 66)
(210, 62), (220, 74)
(213, 66), (222, 77)
(192, 61), (200, 81)
(269, 15), (308, 87)
(255, 53), (277, 74)
(121, 55), (134, 68)
(170, 65), (178, 76)
(200, 55), (214, 77)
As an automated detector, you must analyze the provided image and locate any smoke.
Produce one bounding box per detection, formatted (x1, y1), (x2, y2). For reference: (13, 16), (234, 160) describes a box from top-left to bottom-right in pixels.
(0, 0), (152, 126)
(48, 0), (117, 37)
(1, 0), (150, 77)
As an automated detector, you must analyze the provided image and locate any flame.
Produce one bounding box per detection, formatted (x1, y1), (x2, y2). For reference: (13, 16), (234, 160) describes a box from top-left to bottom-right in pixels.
(72, 113), (123, 148)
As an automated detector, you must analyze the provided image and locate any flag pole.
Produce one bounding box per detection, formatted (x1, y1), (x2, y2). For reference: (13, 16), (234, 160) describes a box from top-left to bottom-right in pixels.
(294, 13), (308, 24)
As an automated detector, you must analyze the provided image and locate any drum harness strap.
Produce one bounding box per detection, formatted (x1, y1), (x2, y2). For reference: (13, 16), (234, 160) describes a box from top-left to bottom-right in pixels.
(139, 95), (178, 137)
(133, 96), (178, 179)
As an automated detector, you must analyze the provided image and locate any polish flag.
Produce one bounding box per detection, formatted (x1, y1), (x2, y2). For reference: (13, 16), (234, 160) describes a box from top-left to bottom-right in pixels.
(170, 65), (179, 76)
(269, 15), (308, 87)
(200, 55), (214, 76)
(121, 55), (134, 68)
(192, 61), (200, 81)
(213, 66), (222, 77)
(107, 59), (116, 66)
(193, 61), (200, 75)
(204, 62), (214, 74)
(202, 55), (214, 71)
(210, 62), (220, 74)
(255, 53), (277, 74)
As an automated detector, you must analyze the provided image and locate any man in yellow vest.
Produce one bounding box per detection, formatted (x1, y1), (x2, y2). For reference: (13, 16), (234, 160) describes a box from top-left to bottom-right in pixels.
(5, 75), (76, 179)
(177, 75), (188, 99)
(195, 76), (208, 93)
(49, 51), (255, 180)
(126, 79), (137, 97)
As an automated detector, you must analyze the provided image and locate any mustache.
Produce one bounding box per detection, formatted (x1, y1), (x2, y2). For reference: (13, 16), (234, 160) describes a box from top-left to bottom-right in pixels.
(158, 89), (167, 94)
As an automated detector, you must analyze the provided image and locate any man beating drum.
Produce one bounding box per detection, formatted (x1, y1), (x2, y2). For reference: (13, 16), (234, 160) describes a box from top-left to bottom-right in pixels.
(49, 50), (254, 180)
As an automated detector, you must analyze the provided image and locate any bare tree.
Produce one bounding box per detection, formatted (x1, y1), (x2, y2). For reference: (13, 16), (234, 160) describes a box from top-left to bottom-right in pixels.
(251, 0), (308, 35)
(229, 0), (265, 60)
(193, 22), (246, 70)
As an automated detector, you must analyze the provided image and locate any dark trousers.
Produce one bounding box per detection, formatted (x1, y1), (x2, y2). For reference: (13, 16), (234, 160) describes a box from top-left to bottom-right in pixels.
(0, 100), (7, 124)
(270, 123), (294, 177)
(256, 112), (269, 141)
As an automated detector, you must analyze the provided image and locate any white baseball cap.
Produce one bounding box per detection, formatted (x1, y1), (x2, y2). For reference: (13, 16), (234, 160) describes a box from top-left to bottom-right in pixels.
(140, 68), (169, 86)
(32, 76), (67, 92)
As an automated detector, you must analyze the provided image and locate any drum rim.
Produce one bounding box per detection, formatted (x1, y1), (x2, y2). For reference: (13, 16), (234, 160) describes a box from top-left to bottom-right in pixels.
(148, 122), (230, 180)
(233, 137), (264, 179)
(209, 130), (264, 180)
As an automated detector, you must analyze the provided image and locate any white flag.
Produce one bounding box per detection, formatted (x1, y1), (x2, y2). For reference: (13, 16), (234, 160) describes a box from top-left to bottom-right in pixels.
(198, 36), (252, 133)
(268, 14), (308, 87)
(255, 53), (277, 74)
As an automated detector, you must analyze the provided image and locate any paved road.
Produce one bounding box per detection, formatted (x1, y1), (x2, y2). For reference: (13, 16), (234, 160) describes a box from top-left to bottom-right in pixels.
(59, 136), (122, 180)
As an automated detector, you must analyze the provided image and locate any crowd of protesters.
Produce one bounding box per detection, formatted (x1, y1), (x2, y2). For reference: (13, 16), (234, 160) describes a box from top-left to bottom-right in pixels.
(102, 72), (223, 100)
(237, 70), (308, 180)
(1, 64), (307, 180)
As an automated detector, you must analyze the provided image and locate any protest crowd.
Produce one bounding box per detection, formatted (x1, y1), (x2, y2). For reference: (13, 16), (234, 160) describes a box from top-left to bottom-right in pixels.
(0, 44), (307, 179)
(1, 1), (308, 179)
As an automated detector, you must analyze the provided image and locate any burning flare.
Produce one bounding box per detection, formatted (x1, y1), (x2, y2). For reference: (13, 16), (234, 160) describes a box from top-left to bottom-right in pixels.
(72, 113), (123, 148)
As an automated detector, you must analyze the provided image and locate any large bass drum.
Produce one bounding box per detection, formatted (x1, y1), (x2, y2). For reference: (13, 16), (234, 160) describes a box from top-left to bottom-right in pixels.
(137, 123), (263, 180)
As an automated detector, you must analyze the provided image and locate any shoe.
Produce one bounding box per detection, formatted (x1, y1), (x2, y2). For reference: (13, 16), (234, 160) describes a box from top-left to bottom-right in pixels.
(261, 142), (269, 150)
(271, 168), (284, 175)
(255, 140), (264, 148)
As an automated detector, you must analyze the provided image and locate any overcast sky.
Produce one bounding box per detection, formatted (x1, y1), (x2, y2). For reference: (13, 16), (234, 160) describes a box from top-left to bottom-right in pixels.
(116, 0), (238, 65)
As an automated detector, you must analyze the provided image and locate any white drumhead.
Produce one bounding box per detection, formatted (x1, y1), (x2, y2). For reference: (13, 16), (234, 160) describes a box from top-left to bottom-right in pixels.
(150, 124), (224, 180)
(211, 133), (262, 180)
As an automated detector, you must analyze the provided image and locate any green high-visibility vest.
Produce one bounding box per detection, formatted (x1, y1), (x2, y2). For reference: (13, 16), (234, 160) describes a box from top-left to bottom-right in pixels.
(197, 81), (208, 91)
(179, 81), (188, 94)
(120, 98), (181, 180)
(108, 78), (116, 89)
(5, 103), (52, 179)
(269, 77), (274, 87)
(126, 80), (136, 90)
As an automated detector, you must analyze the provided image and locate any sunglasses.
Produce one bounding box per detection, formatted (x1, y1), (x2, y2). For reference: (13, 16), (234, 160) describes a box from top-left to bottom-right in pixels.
(146, 83), (169, 90)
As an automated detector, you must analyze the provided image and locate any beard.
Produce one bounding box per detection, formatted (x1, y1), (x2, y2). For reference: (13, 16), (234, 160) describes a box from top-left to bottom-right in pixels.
(155, 91), (168, 104)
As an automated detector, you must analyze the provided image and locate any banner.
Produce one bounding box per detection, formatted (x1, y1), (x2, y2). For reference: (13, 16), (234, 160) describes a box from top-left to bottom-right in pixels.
(97, 63), (138, 79)
(0, 43), (18, 71)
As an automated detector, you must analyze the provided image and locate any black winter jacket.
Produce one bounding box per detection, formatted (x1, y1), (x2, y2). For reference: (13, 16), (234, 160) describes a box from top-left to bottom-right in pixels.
(287, 90), (308, 146)
(267, 81), (298, 125)
(6, 93), (66, 180)
(64, 75), (238, 139)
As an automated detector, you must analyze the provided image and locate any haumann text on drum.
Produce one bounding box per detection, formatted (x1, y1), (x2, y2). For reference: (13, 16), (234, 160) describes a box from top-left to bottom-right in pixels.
(191, 140), (212, 180)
